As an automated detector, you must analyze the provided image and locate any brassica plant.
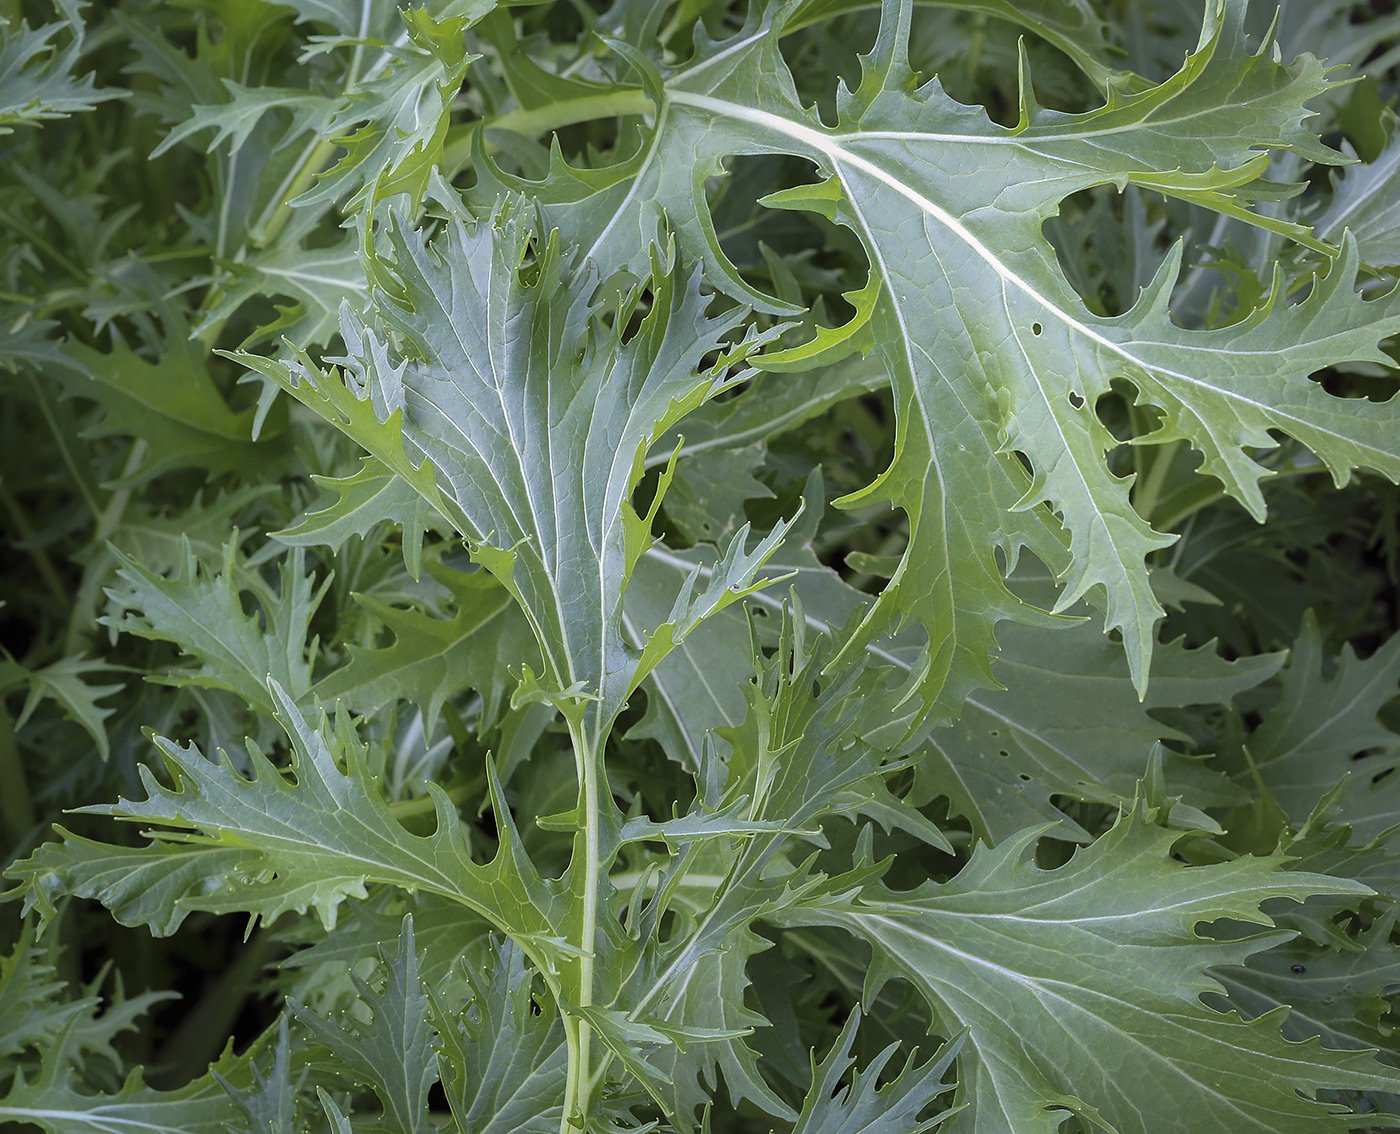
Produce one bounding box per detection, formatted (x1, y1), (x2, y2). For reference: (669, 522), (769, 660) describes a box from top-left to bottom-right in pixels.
(4, 0), (1400, 1129)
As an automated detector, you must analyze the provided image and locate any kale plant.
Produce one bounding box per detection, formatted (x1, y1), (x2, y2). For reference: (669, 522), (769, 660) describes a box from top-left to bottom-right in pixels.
(4, 0), (1400, 1130)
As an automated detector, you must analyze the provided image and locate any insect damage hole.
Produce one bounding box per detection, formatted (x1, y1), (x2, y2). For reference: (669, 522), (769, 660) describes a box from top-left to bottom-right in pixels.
(1031, 322), (1043, 336)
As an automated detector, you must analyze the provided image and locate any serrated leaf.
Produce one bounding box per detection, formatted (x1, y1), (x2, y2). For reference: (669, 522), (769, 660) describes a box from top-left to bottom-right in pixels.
(61, 318), (287, 484)
(1211, 912), (1400, 1057)
(1316, 116), (1400, 269)
(1249, 612), (1400, 841)
(0, 923), (93, 1073)
(0, 3), (121, 134)
(291, 916), (437, 1134)
(789, 1008), (960, 1133)
(297, 8), (480, 212)
(312, 561), (539, 730)
(645, 925), (793, 1130)
(919, 612), (1281, 844)
(9, 684), (560, 951)
(237, 193), (792, 730)
(497, 0), (1400, 720)
(782, 805), (1400, 1132)
(0, 654), (121, 759)
(432, 938), (568, 1134)
(273, 457), (438, 576)
(0, 1015), (240, 1134)
(218, 1015), (301, 1134)
(103, 541), (325, 715)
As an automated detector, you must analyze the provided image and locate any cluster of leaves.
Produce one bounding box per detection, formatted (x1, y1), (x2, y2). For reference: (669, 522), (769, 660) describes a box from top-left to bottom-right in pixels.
(4, 0), (1400, 1129)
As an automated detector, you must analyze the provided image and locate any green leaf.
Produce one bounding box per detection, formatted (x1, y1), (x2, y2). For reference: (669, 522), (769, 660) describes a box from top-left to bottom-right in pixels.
(786, 0), (1125, 93)
(61, 318), (287, 484)
(218, 1016), (301, 1134)
(789, 1008), (961, 1133)
(645, 925), (793, 1129)
(1211, 912), (1400, 1057)
(783, 805), (1400, 1132)
(200, 233), (368, 351)
(1316, 115), (1400, 269)
(238, 194), (793, 729)
(0, 1065), (239, 1134)
(273, 457), (438, 577)
(510, 0), (1400, 718)
(0, 923), (93, 1075)
(291, 916), (438, 1134)
(1249, 612), (1400, 841)
(312, 562), (538, 730)
(918, 613), (1282, 844)
(103, 541), (325, 716)
(0, 654), (122, 759)
(10, 684), (560, 951)
(0, 1013), (240, 1134)
(431, 938), (568, 1134)
(298, 8), (480, 213)
(0, 3), (120, 134)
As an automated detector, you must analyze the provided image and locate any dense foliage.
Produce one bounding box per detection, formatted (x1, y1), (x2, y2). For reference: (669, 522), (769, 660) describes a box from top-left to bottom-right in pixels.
(3, 0), (1400, 1129)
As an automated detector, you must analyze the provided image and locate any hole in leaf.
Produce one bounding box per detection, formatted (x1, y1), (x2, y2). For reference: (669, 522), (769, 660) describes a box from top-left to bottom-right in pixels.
(1094, 377), (1144, 445)
(1031, 322), (1043, 336)
(778, 15), (879, 128)
(1068, 391), (1084, 409)
(706, 154), (865, 328)
(1308, 364), (1398, 404)
(1043, 185), (1174, 319)
(907, 7), (1103, 125)
(618, 284), (654, 346)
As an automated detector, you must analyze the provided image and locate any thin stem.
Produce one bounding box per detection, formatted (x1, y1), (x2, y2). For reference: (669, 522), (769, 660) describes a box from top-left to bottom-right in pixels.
(0, 705), (34, 843)
(441, 89), (655, 176)
(1155, 463), (1322, 531)
(29, 376), (102, 519)
(0, 482), (67, 606)
(256, 136), (342, 249)
(386, 775), (482, 819)
(93, 440), (147, 544)
(1131, 439), (1180, 526)
(561, 715), (603, 1134)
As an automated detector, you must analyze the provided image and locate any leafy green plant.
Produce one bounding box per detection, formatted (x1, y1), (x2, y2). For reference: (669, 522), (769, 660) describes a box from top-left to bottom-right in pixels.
(3, 0), (1400, 1129)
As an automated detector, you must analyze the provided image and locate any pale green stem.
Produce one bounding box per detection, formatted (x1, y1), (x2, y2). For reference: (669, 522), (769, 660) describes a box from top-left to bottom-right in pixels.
(385, 776), (481, 819)
(1132, 439), (1180, 526)
(93, 440), (147, 544)
(255, 136), (342, 250)
(441, 89), (655, 176)
(561, 715), (604, 1133)
(1155, 464), (1322, 531)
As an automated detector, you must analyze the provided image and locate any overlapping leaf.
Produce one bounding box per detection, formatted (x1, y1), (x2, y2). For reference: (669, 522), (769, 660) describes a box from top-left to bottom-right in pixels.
(11, 684), (560, 953)
(784, 805), (1400, 1132)
(1249, 613), (1400, 841)
(0, 3), (118, 134)
(478, 0), (1400, 719)
(238, 192), (792, 729)
(432, 939), (568, 1133)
